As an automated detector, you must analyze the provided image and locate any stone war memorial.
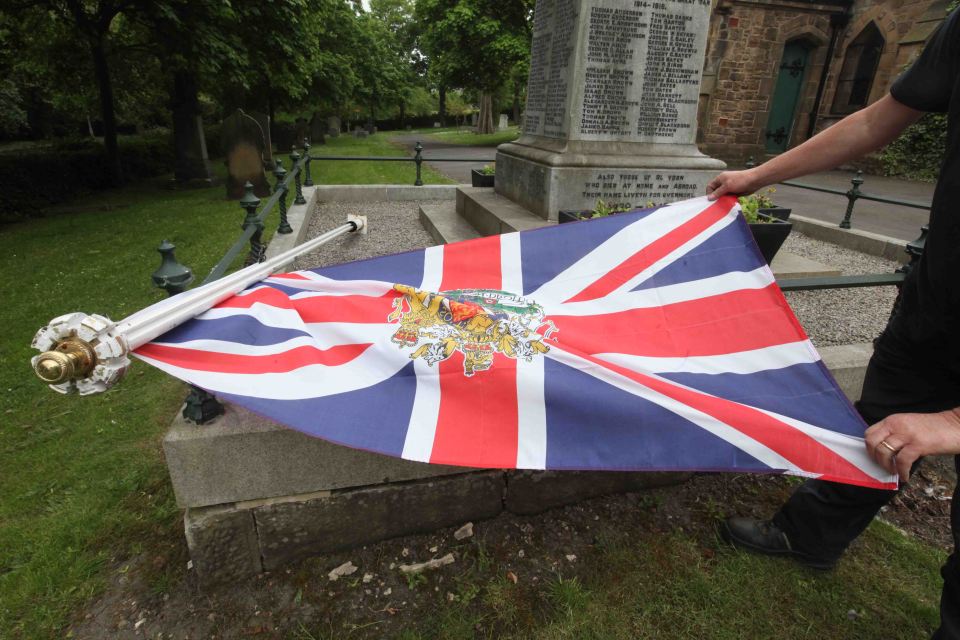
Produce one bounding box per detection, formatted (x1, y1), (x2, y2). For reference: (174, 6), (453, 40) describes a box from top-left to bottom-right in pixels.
(496, 0), (725, 219)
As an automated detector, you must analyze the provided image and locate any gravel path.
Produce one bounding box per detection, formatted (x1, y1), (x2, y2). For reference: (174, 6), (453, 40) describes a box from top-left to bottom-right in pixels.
(295, 202), (902, 348)
(780, 232), (901, 347)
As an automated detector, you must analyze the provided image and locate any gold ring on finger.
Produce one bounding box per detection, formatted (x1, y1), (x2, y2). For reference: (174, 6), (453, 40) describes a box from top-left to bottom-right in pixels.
(879, 440), (900, 455)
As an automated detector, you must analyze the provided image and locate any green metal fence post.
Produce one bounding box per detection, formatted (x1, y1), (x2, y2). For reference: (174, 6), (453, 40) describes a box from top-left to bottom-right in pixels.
(150, 241), (224, 424)
(151, 240), (194, 296)
(303, 138), (314, 187)
(291, 148), (307, 205)
(414, 141), (424, 186)
(274, 159), (293, 235)
(840, 170), (864, 229)
(240, 181), (265, 265)
(745, 156), (756, 169)
(898, 224), (929, 275)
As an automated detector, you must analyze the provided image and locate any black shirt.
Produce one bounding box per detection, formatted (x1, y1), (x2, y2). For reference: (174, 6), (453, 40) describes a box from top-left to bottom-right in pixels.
(889, 8), (960, 354)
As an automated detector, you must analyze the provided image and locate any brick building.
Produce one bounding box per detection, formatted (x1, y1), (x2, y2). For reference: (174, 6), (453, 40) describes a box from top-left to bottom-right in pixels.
(697, 0), (951, 164)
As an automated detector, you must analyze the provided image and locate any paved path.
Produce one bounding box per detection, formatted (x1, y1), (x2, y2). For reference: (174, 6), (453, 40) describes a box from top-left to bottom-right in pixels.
(391, 133), (935, 242)
(391, 133), (496, 184)
(773, 170), (933, 241)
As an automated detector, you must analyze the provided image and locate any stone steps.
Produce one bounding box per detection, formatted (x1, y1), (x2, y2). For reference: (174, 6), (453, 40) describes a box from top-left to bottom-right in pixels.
(419, 202), (481, 245)
(456, 187), (555, 237)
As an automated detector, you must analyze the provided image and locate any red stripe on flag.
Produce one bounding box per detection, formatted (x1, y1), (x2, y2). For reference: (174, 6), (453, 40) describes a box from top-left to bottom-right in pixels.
(439, 235), (504, 292)
(557, 345), (884, 488)
(547, 285), (806, 358)
(136, 342), (372, 374)
(429, 353), (521, 468)
(566, 196), (737, 304)
(429, 234), (520, 467)
(217, 287), (399, 324)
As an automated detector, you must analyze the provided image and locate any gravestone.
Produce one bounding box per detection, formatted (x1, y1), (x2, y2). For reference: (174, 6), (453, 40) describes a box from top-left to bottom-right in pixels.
(495, 0), (724, 219)
(365, 119), (375, 134)
(433, 122), (442, 128)
(294, 118), (309, 148)
(310, 112), (326, 146)
(221, 109), (270, 199)
(497, 114), (509, 131)
(327, 116), (341, 138)
(172, 113), (215, 186)
(471, 113), (478, 126)
(248, 111), (274, 169)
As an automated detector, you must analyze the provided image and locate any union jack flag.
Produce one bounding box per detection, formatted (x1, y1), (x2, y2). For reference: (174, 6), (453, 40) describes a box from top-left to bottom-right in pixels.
(135, 196), (896, 489)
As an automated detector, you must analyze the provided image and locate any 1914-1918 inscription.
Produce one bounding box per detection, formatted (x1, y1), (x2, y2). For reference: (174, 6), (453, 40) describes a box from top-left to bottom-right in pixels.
(578, 0), (709, 143)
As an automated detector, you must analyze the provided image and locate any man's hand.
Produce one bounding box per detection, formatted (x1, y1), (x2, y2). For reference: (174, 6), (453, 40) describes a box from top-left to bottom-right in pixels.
(865, 408), (960, 481)
(706, 169), (764, 200)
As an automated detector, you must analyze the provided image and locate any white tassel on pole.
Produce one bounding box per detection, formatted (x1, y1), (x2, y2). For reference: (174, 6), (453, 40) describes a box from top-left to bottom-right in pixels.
(31, 216), (367, 395)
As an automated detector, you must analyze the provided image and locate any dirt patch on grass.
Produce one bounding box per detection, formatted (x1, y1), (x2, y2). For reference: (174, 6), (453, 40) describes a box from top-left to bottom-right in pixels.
(67, 461), (953, 640)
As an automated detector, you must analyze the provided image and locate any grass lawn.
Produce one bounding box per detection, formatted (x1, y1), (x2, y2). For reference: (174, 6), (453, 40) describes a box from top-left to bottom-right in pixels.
(416, 126), (520, 147)
(310, 133), (453, 184)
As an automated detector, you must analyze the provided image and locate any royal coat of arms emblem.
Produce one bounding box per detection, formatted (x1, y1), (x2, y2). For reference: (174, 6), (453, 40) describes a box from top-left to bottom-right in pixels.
(386, 284), (557, 376)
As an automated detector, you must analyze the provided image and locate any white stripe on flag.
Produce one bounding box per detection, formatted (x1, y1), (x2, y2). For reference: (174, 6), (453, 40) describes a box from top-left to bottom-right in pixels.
(542, 266), (775, 317)
(151, 324), (397, 355)
(594, 340), (820, 376)
(134, 340), (411, 401)
(544, 346), (802, 474)
(500, 232), (523, 295)
(420, 246), (444, 291)
(526, 199), (709, 303)
(401, 358), (443, 463)
(263, 275), (396, 297)
(516, 356), (547, 469)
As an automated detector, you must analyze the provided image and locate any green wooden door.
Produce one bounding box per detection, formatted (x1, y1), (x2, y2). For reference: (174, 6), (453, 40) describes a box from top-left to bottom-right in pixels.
(765, 42), (810, 153)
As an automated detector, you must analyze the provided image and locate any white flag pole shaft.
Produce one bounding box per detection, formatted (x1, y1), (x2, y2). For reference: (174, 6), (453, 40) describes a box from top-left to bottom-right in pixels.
(31, 217), (366, 395)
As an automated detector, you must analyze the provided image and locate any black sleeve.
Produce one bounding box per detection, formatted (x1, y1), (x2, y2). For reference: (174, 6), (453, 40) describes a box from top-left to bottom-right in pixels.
(890, 8), (959, 113)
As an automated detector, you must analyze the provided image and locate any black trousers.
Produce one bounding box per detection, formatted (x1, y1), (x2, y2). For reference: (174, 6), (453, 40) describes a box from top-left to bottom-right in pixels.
(771, 325), (960, 638)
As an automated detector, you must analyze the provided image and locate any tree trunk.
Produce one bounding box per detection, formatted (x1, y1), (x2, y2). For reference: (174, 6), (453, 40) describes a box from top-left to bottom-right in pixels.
(90, 34), (121, 185)
(399, 101), (406, 128)
(477, 92), (495, 134)
(438, 85), (447, 126)
(512, 80), (521, 125)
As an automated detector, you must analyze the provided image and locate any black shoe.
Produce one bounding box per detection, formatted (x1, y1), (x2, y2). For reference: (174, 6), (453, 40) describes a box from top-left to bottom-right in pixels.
(720, 517), (836, 571)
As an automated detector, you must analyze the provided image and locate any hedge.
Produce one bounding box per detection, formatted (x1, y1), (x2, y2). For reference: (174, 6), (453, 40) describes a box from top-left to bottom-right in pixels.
(880, 113), (946, 183)
(1, 134), (175, 223)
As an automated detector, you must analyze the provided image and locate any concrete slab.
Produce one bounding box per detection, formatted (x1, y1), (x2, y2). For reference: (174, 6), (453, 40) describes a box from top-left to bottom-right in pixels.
(819, 342), (873, 402)
(312, 184), (459, 202)
(254, 472), (505, 570)
(264, 185), (317, 263)
(184, 505), (262, 587)
(789, 215), (910, 264)
(163, 405), (477, 509)
(419, 202), (481, 245)
(771, 251), (842, 280)
(505, 471), (692, 515)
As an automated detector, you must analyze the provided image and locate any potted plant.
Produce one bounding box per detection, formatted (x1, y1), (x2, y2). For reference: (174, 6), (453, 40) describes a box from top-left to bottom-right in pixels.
(559, 199), (637, 223)
(471, 163), (496, 188)
(739, 191), (793, 264)
(750, 187), (791, 221)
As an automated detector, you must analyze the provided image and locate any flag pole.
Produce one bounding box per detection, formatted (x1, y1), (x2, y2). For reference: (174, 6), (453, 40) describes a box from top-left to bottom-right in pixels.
(31, 216), (367, 395)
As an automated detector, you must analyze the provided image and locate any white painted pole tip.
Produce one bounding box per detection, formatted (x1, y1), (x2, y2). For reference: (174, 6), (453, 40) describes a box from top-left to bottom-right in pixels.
(348, 214), (368, 235)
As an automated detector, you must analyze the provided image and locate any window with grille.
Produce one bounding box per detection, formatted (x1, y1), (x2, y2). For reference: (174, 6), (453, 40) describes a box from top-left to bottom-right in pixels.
(831, 23), (884, 114)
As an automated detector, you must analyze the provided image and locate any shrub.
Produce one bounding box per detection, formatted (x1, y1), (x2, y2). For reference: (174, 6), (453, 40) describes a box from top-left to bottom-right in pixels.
(0, 133), (174, 223)
(880, 113), (946, 182)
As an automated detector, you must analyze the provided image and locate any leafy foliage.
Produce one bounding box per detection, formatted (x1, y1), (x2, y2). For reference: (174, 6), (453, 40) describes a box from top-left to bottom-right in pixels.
(880, 113), (947, 182)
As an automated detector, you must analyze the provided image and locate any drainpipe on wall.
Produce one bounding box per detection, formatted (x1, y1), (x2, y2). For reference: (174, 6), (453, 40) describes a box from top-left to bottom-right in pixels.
(807, 6), (852, 139)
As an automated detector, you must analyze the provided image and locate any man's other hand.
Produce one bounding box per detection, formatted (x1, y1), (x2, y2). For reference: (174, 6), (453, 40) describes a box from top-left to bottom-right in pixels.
(706, 169), (763, 200)
(865, 408), (960, 481)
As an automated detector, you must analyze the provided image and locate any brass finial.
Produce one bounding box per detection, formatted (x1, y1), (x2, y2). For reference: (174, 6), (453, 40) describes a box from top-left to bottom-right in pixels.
(33, 339), (96, 384)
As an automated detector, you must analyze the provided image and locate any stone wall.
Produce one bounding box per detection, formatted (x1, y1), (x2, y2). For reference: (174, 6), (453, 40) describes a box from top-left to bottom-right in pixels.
(698, 0), (949, 165)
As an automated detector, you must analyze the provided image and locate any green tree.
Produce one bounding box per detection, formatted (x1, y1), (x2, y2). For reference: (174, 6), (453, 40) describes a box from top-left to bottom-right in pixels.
(414, 0), (532, 133)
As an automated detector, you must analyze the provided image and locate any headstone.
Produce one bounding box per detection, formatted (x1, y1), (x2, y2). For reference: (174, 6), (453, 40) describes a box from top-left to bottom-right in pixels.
(248, 111), (273, 168)
(495, 0), (725, 219)
(365, 119), (375, 134)
(471, 113), (478, 126)
(433, 122), (441, 128)
(294, 118), (309, 148)
(221, 109), (270, 199)
(310, 112), (326, 145)
(405, 124), (412, 131)
(497, 114), (509, 131)
(327, 116), (341, 137)
(172, 113), (215, 186)
(353, 127), (368, 139)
